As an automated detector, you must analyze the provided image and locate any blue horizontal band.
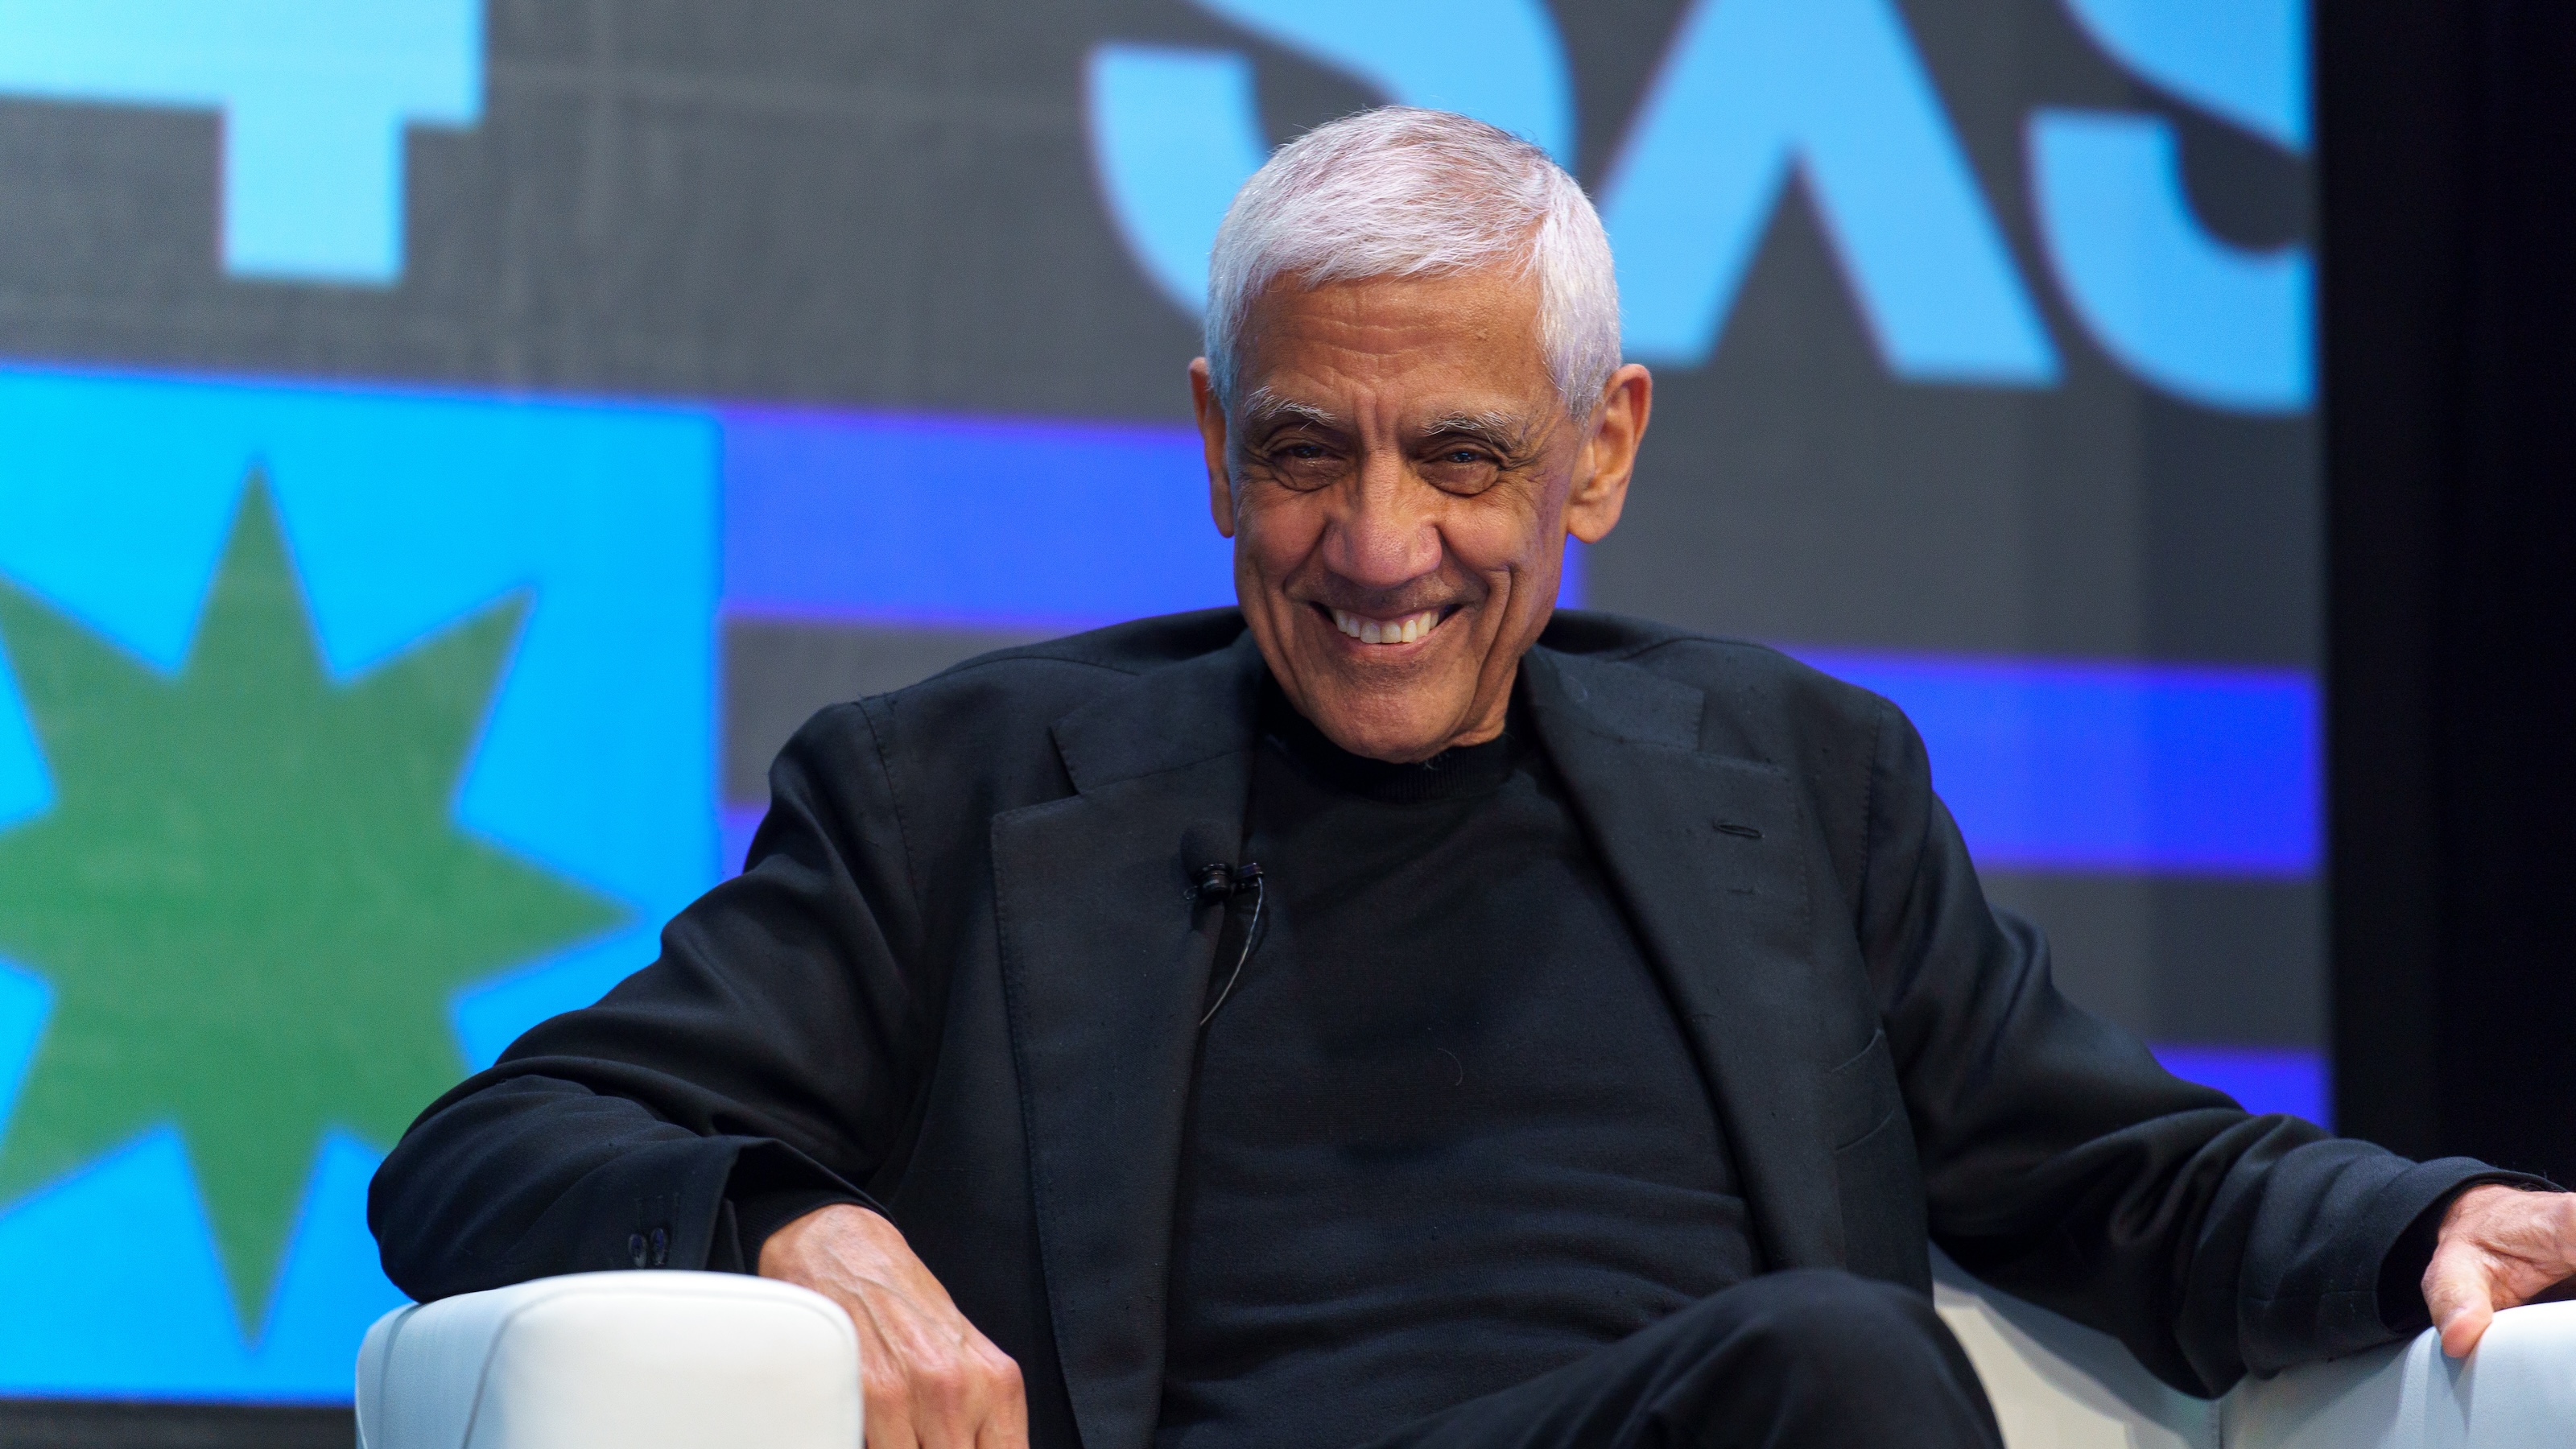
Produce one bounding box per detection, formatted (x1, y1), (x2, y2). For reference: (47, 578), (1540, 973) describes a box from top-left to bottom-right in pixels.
(721, 407), (1235, 630)
(0, 375), (2313, 881)
(2150, 1044), (2326, 1126)
(1797, 650), (2316, 876)
(720, 407), (2316, 877)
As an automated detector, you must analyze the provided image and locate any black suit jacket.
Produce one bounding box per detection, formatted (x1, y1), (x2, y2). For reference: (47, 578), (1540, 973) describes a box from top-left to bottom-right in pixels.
(373, 609), (2495, 1449)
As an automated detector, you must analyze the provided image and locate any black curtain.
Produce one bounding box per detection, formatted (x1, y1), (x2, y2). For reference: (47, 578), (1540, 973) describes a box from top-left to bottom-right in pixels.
(2325, 0), (2576, 1176)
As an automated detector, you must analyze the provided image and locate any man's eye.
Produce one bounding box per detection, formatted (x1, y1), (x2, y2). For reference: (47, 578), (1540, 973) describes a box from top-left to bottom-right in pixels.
(1261, 442), (1342, 491)
(1441, 449), (1487, 465)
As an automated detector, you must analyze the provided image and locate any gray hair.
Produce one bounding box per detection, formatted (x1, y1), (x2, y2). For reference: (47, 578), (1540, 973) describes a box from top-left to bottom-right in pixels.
(1203, 107), (1621, 418)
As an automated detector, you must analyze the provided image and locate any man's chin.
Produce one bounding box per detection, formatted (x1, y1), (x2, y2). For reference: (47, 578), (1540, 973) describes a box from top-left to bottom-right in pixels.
(1297, 690), (1482, 764)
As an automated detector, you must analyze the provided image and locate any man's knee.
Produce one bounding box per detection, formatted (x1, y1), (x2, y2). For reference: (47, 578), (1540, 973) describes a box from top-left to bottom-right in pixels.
(1631, 1271), (1996, 1447)
(1688, 1269), (1957, 1371)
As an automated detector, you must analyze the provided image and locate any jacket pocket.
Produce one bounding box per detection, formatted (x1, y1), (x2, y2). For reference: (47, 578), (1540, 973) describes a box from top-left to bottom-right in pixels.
(1826, 1027), (1928, 1286)
(1825, 1028), (1901, 1150)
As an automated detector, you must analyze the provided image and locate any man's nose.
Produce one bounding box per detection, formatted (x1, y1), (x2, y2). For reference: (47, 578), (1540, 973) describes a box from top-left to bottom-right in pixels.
(1319, 451), (1442, 590)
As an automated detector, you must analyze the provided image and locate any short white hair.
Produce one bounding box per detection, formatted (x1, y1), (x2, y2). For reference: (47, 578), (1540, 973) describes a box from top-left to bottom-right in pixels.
(1204, 107), (1620, 418)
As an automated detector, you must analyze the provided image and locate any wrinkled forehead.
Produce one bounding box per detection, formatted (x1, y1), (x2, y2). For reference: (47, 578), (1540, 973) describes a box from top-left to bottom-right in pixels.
(1228, 267), (1555, 415)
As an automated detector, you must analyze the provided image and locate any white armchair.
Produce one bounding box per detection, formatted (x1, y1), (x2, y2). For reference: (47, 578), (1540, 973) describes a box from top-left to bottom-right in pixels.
(1932, 1251), (2576, 1448)
(356, 1271), (861, 1449)
(356, 1261), (2576, 1449)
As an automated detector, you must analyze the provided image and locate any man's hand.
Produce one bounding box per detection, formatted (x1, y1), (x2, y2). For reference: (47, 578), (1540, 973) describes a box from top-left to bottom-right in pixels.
(761, 1203), (1028, 1449)
(2422, 1183), (2576, 1357)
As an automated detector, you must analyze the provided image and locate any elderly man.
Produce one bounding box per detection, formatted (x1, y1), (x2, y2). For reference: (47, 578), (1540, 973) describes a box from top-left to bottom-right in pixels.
(372, 109), (2576, 1449)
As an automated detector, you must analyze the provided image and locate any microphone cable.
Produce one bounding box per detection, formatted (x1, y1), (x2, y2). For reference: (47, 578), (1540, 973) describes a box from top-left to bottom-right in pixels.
(1193, 862), (1265, 1027)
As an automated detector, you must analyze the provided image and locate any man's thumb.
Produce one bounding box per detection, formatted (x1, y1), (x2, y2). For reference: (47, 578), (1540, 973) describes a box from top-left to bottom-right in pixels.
(2425, 1257), (2495, 1358)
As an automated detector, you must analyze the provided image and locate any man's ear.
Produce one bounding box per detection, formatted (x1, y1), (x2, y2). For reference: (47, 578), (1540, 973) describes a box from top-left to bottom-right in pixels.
(1189, 357), (1236, 539)
(1566, 363), (1653, 545)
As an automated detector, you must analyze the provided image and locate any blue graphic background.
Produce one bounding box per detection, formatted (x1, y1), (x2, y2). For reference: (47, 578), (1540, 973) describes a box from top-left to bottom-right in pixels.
(0, 360), (2326, 1397)
(0, 369), (717, 1397)
(0, 0), (2325, 1408)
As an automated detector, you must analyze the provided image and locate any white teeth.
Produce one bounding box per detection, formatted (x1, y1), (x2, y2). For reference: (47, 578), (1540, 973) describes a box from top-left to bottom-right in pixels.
(1330, 608), (1439, 645)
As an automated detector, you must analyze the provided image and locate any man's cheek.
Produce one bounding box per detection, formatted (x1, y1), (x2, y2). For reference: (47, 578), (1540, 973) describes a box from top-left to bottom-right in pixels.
(1260, 522), (1314, 572)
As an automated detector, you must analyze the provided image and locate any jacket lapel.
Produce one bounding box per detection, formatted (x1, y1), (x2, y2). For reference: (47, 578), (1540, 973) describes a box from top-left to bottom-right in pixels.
(1522, 646), (1851, 1271)
(990, 636), (1263, 1449)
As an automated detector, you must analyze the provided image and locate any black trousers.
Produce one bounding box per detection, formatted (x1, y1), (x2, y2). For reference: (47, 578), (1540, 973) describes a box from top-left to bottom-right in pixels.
(1357, 1270), (2004, 1449)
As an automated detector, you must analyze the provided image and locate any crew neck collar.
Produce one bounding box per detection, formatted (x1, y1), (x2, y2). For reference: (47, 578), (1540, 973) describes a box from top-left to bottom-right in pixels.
(1257, 674), (1527, 803)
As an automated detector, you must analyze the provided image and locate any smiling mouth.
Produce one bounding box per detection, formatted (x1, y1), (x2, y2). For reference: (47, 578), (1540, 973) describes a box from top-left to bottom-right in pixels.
(1324, 605), (1452, 646)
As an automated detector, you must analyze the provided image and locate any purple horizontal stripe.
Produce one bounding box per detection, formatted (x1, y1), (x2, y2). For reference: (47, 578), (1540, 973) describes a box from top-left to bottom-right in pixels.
(719, 406), (1590, 627)
(720, 406), (1233, 630)
(2151, 1044), (2327, 1126)
(720, 804), (763, 879)
(1798, 650), (2317, 875)
(712, 403), (2309, 876)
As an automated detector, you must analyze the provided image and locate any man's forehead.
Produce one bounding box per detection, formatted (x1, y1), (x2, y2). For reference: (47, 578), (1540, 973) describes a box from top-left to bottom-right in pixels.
(1236, 384), (1546, 442)
(1242, 269), (1544, 358)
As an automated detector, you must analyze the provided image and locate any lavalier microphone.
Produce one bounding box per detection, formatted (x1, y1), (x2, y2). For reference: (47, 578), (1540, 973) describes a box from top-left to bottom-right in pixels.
(1192, 861), (1265, 1027)
(1192, 861), (1262, 903)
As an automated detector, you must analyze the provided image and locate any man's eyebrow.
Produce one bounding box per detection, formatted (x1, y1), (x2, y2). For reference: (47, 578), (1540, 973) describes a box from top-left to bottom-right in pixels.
(1238, 390), (1344, 433)
(1418, 411), (1540, 452)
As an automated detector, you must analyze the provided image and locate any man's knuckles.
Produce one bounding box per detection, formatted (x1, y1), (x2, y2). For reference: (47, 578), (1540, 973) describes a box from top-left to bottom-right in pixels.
(904, 1351), (1013, 1411)
(983, 1352), (1026, 1394)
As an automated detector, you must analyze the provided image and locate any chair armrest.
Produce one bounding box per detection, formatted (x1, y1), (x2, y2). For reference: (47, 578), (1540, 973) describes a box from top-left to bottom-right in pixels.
(2224, 1301), (2576, 1448)
(1938, 1245), (2576, 1449)
(354, 1270), (861, 1449)
(1933, 1261), (2219, 1448)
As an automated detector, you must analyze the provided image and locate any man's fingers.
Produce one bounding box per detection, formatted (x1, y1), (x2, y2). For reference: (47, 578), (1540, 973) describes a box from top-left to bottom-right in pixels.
(862, 1397), (920, 1449)
(977, 1410), (1030, 1449)
(863, 1344), (988, 1449)
(759, 1205), (1025, 1447)
(856, 1319), (923, 1449)
(857, 1304), (1021, 1449)
(910, 1351), (998, 1449)
(861, 1370), (921, 1449)
(2423, 1247), (2500, 1359)
(974, 1345), (1031, 1449)
(2437, 1298), (2494, 1359)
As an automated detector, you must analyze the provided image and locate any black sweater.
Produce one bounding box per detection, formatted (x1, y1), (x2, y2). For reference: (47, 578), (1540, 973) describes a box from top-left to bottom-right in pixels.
(1154, 687), (1757, 1448)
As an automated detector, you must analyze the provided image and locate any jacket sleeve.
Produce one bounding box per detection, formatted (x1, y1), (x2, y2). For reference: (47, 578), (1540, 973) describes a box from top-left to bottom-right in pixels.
(369, 701), (928, 1299)
(1852, 697), (2514, 1395)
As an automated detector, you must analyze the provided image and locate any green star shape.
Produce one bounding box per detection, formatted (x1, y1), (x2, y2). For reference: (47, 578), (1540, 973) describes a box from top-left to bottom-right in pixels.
(0, 479), (625, 1329)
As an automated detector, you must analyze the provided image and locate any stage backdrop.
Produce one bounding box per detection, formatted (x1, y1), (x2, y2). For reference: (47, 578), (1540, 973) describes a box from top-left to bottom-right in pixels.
(0, 0), (2314, 1406)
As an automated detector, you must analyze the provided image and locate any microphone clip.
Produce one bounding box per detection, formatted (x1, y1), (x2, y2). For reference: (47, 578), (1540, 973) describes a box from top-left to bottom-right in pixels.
(1191, 861), (1264, 904)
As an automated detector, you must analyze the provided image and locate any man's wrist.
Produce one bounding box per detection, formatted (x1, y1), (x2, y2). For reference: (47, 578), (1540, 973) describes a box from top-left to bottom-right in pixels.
(720, 1138), (874, 1274)
(739, 1187), (872, 1269)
